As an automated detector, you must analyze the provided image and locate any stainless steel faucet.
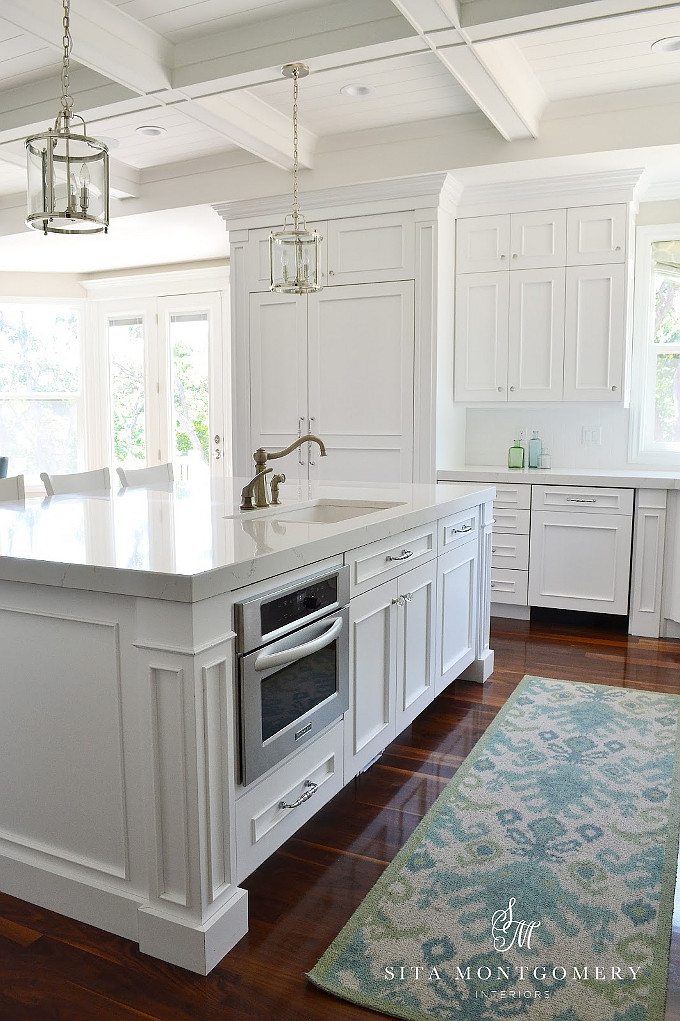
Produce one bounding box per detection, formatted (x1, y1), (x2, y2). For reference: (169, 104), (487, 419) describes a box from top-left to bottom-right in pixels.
(240, 435), (327, 510)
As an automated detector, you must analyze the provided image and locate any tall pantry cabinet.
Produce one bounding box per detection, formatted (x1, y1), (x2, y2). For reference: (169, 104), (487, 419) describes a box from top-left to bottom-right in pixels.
(216, 177), (459, 485)
(454, 202), (631, 403)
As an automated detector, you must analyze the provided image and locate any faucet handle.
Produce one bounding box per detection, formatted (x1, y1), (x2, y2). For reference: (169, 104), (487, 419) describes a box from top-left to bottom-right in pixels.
(270, 473), (286, 504)
(240, 467), (272, 511)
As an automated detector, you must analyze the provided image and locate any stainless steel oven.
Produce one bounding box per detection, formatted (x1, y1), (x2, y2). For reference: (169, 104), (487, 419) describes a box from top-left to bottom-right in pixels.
(235, 564), (350, 786)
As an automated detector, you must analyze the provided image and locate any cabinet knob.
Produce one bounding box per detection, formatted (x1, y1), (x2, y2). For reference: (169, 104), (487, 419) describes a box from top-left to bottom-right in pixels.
(615, 246), (621, 252)
(497, 386), (503, 392)
(500, 254), (506, 260)
(512, 253), (518, 259)
(328, 269), (335, 276)
(510, 385), (516, 392)
(611, 385), (618, 391)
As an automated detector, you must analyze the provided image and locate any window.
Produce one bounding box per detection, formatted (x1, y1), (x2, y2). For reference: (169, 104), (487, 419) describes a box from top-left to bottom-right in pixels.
(631, 226), (680, 464)
(0, 301), (84, 479)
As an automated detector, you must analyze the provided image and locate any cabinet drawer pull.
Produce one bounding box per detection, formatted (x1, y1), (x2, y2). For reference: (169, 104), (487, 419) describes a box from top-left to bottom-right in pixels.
(280, 779), (318, 810)
(386, 549), (413, 562)
(492, 547), (496, 553)
(565, 497), (596, 503)
(453, 524), (473, 534)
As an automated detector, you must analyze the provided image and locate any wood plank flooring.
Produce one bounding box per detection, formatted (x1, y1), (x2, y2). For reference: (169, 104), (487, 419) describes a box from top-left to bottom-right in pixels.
(1, 615), (679, 1020)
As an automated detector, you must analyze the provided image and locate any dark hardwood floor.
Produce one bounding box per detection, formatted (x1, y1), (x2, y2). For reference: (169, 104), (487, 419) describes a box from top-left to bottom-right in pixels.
(2, 615), (679, 1020)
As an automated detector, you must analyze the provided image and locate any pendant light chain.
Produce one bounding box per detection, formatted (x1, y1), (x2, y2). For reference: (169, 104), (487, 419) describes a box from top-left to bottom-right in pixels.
(60, 0), (74, 124)
(291, 65), (300, 228)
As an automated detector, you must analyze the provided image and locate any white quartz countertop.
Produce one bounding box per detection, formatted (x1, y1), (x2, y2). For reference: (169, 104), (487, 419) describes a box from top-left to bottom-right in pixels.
(0, 477), (495, 602)
(438, 466), (680, 489)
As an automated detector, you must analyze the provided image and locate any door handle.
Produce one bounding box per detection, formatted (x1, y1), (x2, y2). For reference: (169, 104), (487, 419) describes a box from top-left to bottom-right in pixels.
(298, 416), (305, 466)
(253, 617), (343, 672)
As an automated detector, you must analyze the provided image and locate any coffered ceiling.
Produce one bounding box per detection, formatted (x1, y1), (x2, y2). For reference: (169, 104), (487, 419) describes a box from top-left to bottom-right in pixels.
(2, 0), (680, 270)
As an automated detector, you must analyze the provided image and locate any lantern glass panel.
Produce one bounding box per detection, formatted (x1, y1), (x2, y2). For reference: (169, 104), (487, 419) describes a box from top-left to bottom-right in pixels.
(270, 228), (321, 294)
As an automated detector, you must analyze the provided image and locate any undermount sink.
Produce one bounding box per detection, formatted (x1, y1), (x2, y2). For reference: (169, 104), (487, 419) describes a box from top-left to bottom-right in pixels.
(226, 499), (405, 523)
(271, 499), (405, 524)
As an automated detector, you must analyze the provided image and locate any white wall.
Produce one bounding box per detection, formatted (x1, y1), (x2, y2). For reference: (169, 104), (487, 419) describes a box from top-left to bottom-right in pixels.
(0, 272), (85, 298)
(464, 405), (631, 468)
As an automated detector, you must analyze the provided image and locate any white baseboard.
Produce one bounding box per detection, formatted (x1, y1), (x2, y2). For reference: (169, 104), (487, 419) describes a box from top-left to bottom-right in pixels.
(460, 649), (494, 684)
(138, 889), (248, 974)
(491, 603), (531, 620)
(662, 619), (680, 639)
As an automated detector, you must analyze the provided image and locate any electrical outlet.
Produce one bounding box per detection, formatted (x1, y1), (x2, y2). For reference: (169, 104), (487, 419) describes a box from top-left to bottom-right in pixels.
(581, 427), (602, 445)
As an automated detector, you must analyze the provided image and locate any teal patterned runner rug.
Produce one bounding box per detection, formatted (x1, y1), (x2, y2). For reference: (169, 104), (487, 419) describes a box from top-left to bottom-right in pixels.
(308, 675), (680, 1021)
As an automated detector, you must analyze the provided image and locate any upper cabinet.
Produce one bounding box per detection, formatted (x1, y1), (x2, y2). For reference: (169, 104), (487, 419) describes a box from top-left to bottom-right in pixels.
(566, 205), (627, 265)
(326, 212), (415, 285)
(245, 212), (415, 292)
(454, 201), (632, 403)
(456, 209), (566, 272)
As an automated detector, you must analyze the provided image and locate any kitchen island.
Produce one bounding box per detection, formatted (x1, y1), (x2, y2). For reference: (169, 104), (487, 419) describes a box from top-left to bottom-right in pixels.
(0, 477), (494, 974)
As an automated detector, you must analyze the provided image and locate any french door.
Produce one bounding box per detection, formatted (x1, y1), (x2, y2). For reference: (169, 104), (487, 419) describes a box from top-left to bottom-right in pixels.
(95, 292), (227, 484)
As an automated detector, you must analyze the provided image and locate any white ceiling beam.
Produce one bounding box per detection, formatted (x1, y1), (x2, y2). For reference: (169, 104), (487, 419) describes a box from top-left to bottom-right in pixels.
(459, 0), (680, 40)
(0, 70), (136, 142)
(390, 0), (547, 139)
(187, 93), (316, 172)
(1, 0), (173, 95)
(173, 0), (417, 90)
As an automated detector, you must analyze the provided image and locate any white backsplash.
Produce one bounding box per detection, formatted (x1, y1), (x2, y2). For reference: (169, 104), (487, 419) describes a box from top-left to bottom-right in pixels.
(464, 405), (631, 468)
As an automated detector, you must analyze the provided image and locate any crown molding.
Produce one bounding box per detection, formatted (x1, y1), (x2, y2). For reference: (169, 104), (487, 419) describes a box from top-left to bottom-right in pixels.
(213, 173), (461, 229)
(639, 179), (680, 204)
(456, 168), (645, 217)
(82, 265), (229, 299)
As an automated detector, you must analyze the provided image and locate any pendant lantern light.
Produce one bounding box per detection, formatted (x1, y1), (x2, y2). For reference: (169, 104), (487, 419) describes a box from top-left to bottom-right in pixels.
(269, 63), (322, 294)
(25, 0), (110, 235)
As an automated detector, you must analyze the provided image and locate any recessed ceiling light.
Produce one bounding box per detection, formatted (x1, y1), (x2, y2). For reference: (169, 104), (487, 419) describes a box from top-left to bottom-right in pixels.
(136, 125), (167, 137)
(340, 84), (374, 98)
(651, 36), (680, 53)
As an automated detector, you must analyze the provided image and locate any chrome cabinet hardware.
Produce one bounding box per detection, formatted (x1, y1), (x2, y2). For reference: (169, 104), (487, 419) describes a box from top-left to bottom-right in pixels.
(491, 547), (496, 553)
(566, 497), (596, 503)
(497, 386), (503, 392)
(280, 779), (318, 810)
(386, 549), (413, 562)
(611, 385), (618, 391)
(510, 385), (516, 391)
(254, 616), (343, 672)
(392, 593), (413, 607)
(298, 416), (305, 465)
(452, 524), (472, 534)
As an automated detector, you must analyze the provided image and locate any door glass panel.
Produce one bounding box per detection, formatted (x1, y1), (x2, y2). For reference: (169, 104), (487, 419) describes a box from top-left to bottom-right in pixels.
(108, 316), (146, 465)
(170, 312), (210, 483)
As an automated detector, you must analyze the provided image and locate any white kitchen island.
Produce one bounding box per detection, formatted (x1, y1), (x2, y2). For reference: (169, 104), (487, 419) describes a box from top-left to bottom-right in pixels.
(0, 477), (494, 974)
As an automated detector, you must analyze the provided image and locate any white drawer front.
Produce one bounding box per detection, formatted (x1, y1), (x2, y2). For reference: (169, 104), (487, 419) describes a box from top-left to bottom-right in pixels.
(438, 506), (479, 553)
(532, 485), (633, 514)
(492, 507), (530, 534)
(491, 533), (529, 571)
(235, 721), (343, 883)
(494, 483), (531, 509)
(346, 523), (436, 596)
(490, 568), (528, 605)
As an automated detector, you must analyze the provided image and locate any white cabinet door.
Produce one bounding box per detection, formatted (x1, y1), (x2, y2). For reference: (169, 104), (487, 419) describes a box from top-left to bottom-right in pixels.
(435, 539), (478, 694)
(456, 215), (509, 273)
(529, 509), (633, 614)
(566, 205), (627, 265)
(248, 291), (308, 483)
(395, 560), (436, 733)
(563, 264), (625, 401)
(454, 272), (509, 401)
(510, 209), (566, 269)
(308, 281), (415, 483)
(508, 268), (565, 401)
(326, 212), (414, 285)
(345, 580), (398, 779)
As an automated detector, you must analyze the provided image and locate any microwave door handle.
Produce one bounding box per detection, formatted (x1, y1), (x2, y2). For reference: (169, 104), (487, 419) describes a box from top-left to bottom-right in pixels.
(253, 616), (344, 672)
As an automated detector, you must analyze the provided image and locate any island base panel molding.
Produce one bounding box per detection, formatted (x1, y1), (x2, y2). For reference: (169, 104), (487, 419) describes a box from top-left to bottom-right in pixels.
(138, 890), (248, 975)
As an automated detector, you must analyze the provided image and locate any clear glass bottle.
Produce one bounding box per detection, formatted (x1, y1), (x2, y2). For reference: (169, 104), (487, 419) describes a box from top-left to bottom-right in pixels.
(540, 448), (551, 469)
(528, 430), (542, 468)
(508, 439), (525, 469)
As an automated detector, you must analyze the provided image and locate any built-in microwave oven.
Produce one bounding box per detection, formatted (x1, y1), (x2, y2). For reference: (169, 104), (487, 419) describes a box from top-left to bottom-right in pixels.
(234, 564), (350, 786)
